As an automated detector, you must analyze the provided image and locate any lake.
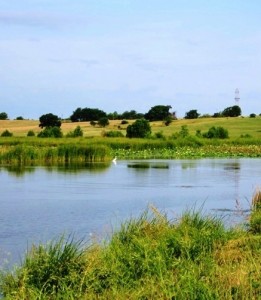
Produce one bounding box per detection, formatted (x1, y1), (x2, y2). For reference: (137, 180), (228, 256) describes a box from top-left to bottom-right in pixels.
(0, 158), (260, 266)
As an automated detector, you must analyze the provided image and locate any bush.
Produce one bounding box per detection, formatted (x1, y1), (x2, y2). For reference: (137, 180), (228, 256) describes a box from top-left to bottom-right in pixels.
(1, 130), (13, 137)
(126, 119), (151, 138)
(203, 126), (229, 139)
(98, 117), (109, 127)
(27, 130), (35, 137)
(154, 131), (165, 139)
(66, 126), (83, 138)
(38, 127), (63, 138)
(102, 130), (124, 137)
(249, 113), (256, 118)
(121, 120), (129, 125)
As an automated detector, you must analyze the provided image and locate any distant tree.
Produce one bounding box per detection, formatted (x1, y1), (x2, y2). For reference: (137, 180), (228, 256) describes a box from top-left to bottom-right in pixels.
(185, 109), (200, 119)
(70, 107), (107, 122)
(249, 113), (256, 118)
(98, 117), (109, 127)
(107, 111), (119, 120)
(0, 112), (8, 120)
(39, 113), (61, 128)
(126, 119), (151, 138)
(144, 105), (172, 121)
(222, 105), (241, 117)
(212, 112), (223, 118)
(121, 110), (144, 120)
(16, 116), (24, 120)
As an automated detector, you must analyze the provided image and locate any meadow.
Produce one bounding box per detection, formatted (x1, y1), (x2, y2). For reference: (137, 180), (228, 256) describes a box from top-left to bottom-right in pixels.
(0, 116), (261, 139)
(0, 117), (261, 164)
(0, 190), (260, 299)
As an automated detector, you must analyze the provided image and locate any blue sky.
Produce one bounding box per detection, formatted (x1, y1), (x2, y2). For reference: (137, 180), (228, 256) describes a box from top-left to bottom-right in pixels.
(0, 0), (260, 119)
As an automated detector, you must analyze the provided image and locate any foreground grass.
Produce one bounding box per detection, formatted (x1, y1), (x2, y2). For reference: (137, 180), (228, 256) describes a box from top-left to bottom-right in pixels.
(1, 191), (261, 299)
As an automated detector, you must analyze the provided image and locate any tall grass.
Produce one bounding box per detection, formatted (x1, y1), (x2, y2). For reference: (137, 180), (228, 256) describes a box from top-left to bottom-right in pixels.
(1, 201), (261, 299)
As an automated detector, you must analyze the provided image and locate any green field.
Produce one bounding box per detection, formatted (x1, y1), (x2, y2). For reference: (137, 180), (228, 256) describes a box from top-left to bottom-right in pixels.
(0, 116), (261, 139)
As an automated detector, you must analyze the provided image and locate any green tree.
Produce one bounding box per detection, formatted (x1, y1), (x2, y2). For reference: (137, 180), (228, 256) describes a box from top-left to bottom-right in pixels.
(185, 109), (200, 119)
(144, 105), (172, 121)
(222, 105), (241, 117)
(98, 117), (109, 127)
(0, 112), (8, 120)
(126, 119), (151, 138)
(70, 107), (107, 122)
(39, 113), (61, 128)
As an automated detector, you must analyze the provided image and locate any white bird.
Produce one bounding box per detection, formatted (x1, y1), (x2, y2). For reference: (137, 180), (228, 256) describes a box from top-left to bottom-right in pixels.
(112, 157), (117, 164)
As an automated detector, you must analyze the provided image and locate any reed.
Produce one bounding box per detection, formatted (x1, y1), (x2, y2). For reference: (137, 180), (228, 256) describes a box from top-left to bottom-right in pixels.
(1, 207), (260, 299)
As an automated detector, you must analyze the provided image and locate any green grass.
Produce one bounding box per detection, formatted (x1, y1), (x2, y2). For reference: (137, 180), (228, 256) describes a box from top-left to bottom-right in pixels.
(1, 191), (261, 299)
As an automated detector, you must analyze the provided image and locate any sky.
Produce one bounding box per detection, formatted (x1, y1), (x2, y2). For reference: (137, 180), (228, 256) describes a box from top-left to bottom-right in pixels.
(0, 0), (260, 119)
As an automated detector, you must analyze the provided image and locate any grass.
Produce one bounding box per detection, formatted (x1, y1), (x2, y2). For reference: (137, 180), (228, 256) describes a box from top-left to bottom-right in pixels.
(0, 117), (261, 139)
(1, 190), (261, 299)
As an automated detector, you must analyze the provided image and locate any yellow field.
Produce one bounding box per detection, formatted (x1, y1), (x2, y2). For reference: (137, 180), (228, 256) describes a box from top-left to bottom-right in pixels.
(0, 117), (260, 139)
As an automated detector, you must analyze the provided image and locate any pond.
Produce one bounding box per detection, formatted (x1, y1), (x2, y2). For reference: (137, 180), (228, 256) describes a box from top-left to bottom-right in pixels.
(0, 158), (260, 266)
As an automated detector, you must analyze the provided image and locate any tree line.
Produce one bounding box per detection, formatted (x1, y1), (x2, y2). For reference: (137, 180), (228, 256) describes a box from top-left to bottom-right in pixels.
(2, 104), (256, 122)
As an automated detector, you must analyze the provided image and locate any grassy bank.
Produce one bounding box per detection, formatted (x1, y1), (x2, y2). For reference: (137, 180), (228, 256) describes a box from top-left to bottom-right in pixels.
(1, 190), (260, 299)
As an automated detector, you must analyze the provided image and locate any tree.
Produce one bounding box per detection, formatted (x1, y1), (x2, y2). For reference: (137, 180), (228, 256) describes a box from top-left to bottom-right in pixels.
(222, 105), (241, 117)
(144, 105), (172, 121)
(39, 113), (61, 128)
(185, 109), (200, 119)
(70, 107), (107, 122)
(98, 117), (109, 127)
(0, 112), (8, 120)
(126, 119), (151, 138)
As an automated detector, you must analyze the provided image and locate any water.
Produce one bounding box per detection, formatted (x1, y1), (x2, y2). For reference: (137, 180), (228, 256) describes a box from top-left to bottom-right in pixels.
(0, 158), (260, 266)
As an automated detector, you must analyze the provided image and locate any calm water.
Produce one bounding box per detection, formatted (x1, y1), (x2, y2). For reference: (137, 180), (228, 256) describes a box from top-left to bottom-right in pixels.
(0, 158), (260, 265)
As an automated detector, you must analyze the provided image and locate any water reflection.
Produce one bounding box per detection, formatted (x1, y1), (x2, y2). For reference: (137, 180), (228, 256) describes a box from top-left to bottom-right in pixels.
(1, 162), (111, 177)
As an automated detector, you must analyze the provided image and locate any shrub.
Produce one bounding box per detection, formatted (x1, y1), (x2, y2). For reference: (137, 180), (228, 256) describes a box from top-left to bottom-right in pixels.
(38, 127), (63, 138)
(203, 126), (229, 139)
(249, 113), (256, 118)
(102, 130), (124, 137)
(121, 120), (129, 125)
(90, 120), (97, 127)
(66, 126), (83, 138)
(27, 130), (35, 137)
(126, 119), (151, 138)
(1, 130), (13, 137)
(98, 117), (109, 127)
(154, 131), (165, 139)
